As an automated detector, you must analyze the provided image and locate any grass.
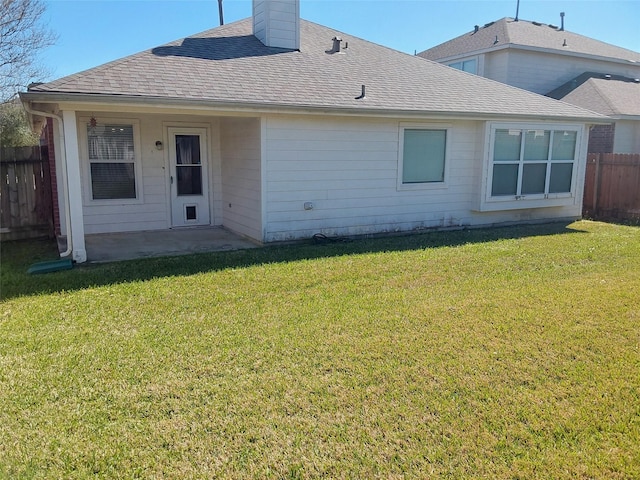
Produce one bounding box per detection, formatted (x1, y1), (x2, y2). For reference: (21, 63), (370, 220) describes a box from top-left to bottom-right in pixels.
(1, 220), (639, 479)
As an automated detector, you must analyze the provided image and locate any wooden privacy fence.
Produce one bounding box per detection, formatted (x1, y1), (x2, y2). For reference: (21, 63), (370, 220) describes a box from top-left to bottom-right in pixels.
(0, 146), (54, 241)
(583, 153), (640, 223)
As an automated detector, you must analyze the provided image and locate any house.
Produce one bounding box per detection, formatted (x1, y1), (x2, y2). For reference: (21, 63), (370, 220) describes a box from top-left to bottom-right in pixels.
(417, 16), (640, 154)
(20, 1), (604, 263)
(547, 73), (640, 153)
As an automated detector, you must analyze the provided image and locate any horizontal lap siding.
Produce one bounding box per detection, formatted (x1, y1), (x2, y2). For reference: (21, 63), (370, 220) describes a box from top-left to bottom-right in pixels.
(81, 114), (169, 234)
(502, 50), (640, 95)
(264, 116), (483, 242)
(220, 117), (262, 241)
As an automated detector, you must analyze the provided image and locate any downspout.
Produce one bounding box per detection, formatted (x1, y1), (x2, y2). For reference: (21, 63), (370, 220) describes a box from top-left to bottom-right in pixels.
(22, 103), (73, 258)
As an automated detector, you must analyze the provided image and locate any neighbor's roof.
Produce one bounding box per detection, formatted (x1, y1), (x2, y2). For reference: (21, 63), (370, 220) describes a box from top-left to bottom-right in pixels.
(547, 73), (640, 118)
(418, 17), (640, 64)
(26, 18), (603, 121)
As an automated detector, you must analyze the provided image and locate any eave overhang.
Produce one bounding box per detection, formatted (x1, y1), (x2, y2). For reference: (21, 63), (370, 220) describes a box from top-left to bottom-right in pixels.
(19, 91), (609, 125)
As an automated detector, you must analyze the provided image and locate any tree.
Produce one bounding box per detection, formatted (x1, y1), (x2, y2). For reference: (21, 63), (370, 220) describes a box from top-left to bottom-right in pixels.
(0, 100), (39, 146)
(0, 0), (56, 103)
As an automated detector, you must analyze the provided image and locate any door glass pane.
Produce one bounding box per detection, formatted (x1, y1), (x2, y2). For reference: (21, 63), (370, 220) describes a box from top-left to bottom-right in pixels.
(493, 129), (521, 162)
(402, 129), (446, 183)
(521, 163), (547, 194)
(492, 164), (518, 196)
(175, 134), (202, 196)
(549, 163), (573, 193)
(177, 166), (202, 196)
(524, 130), (550, 161)
(176, 135), (201, 165)
(552, 131), (577, 160)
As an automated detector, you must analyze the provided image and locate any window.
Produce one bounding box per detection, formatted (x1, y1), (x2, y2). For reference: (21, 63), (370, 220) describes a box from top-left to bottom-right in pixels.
(448, 58), (477, 74)
(399, 127), (448, 187)
(488, 125), (579, 201)
(87, 123), (137, 200)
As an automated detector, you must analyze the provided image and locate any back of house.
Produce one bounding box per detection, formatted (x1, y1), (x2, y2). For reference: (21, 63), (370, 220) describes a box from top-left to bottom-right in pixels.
(21, 0), (604, 263)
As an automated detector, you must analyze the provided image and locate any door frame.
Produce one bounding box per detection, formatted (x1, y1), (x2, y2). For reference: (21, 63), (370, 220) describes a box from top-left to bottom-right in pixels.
(167, 126), (211, 228)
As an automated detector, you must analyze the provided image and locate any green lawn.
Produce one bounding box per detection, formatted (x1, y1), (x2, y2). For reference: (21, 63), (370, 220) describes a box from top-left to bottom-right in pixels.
(1, 221), (639, 479)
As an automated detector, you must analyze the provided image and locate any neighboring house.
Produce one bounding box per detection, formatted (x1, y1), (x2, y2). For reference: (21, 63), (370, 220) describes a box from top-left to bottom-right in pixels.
(418, 16), (640, 154)
(21, 1), (603, 263)
(547, 73), (640, 153)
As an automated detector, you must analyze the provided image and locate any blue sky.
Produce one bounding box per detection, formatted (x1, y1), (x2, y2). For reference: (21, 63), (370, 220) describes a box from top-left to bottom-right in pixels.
(41, 0), (640, 80)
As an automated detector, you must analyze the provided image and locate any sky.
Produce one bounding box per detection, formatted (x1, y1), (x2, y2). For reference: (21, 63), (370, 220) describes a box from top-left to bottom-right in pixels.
(40, 0), (640, 81)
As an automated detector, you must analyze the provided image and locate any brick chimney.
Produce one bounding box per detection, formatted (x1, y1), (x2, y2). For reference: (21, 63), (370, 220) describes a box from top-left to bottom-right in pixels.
(253, 0), (300, 50)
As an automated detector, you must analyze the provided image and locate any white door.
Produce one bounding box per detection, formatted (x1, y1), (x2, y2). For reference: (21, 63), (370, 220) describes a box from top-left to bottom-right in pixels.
(169, 128), (211, 227)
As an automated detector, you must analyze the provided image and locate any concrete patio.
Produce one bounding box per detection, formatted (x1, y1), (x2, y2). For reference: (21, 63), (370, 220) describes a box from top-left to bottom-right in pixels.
(82, 227), (259, 263)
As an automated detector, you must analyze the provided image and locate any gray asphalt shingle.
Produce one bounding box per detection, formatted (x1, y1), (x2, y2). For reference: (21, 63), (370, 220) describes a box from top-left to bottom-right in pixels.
(29, 18), (602, 120)
(418, 17), (640, 63)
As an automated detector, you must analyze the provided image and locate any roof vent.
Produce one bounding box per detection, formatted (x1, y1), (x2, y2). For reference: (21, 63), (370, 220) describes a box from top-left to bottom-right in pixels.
(562, 39), (568, 47)
(635, 78), (640, 83)
(549, 24), (558, 30)
(355, 85), (366, 100)
(484, 22), (494, 28)
(494, 35), (499, 45)
(474, 25), (479, 33)
(605, 74), (612, 80)
(326, 36), (345, 54)
(560, 12), (565, 31)
(532, 21), (542, 26)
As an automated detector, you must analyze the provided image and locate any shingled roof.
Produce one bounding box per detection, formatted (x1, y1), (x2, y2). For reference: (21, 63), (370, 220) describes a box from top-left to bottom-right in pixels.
(26, 18), (602, 121)
(418, 17), (640, 64)
(547, 73), (640, 118)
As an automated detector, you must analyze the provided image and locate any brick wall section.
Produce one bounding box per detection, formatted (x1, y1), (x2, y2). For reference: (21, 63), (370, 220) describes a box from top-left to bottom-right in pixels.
(45, 118), (62, 236)
(588, 123), (615, 154)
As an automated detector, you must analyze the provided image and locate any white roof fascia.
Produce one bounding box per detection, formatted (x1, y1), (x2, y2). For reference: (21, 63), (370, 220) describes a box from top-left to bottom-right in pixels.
(20, 91), (608, 124)
(433, 43), (639, 66)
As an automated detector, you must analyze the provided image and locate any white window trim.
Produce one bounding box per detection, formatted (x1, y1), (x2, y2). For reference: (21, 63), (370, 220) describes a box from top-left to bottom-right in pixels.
(397, 122), (451, 191)
(78, 117), (143, 206)
(479, 122), (584, 212)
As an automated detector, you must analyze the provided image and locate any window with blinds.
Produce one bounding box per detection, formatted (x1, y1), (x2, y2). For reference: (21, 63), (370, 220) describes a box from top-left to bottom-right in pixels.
(401, 128), (447, 184)
(87, 124), (136, 200)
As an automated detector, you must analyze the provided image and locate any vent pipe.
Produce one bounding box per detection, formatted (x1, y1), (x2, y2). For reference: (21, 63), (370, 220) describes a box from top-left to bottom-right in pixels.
(560, 12), (565, 31)
(218, 0), (224, 25)
(332, 37), (342, 53)
(515, 0), (520, 21)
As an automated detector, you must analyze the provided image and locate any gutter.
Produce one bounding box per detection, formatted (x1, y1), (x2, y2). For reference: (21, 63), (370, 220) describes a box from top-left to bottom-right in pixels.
(21, 101), (73, 259)
(19, 91), (609, 124)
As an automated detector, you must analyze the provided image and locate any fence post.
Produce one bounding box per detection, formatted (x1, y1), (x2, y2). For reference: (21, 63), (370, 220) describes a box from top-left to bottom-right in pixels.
(592, 153), (601, 218)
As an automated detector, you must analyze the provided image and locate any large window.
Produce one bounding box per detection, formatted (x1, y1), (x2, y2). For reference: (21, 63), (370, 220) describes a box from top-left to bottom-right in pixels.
(87, 123), (137, 200)
(489, 126), (578, 199)
(399, 127), (448, 187)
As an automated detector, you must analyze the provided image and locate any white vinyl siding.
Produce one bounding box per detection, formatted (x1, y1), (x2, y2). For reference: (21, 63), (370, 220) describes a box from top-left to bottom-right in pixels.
(78, 114), (221, 235)
(613, 120), (640, 154)
(263, 115), (583, 243)
(220, 117), (262, 241)
(252, 0), (300, 49)
(495, 49), (640, 95)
